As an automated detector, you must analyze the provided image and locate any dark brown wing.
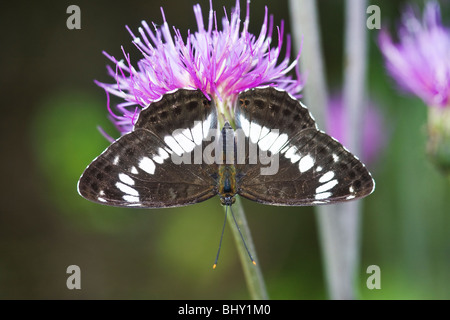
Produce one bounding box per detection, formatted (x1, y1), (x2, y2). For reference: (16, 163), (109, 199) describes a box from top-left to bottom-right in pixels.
(234, 87), (375, 206)
(78, 89), (219, 208)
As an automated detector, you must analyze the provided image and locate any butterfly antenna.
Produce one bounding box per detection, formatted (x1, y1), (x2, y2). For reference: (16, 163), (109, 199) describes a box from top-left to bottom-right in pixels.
(229, 205), (256, 266)
(213, 205), (229, 269)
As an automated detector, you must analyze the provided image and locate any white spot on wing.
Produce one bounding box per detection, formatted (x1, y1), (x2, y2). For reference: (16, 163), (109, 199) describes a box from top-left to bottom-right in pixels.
(258, 131), (279, 151)
(123, 195), (140, 203)
(158, 147), (169, 159)
(164, 135), (184, 156)
(249, 121), (262, 144)
(332, 153), (339, 162)
(280, 145), (290, 154)
(119, 173), (135, 186)
(299, 155), (314, 173)
(285, 146), (297, 158)
(113, 156), (119, 165)
(202, 114), (213, 139)
(173, 131), (196, 152)
(181, 128), (193, 141)
(315, 192), (332, 200)
(316, 179), (338, 194)
(116, 182), (139, 196)
(191, 121), (203, 145)
(239, 114), (250, 137)
(130, 166), (138, 174)
(269, 133), (288, 154)
(319, 171), (335, 183)
(139, 157), (155, 174)
(260, 126), (270, 139)
(153, 155), (164, 164)
(284, 146), (301, 164)
(290, 153), (301, 163)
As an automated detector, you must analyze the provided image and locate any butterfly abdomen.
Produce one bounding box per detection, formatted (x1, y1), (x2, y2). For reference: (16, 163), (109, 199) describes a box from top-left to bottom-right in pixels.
(218, 165), (237, 205)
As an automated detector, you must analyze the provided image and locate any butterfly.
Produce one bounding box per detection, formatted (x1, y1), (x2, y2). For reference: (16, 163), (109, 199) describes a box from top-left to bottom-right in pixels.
(77, 87), (375, 266)
(78, 86), (374, 208)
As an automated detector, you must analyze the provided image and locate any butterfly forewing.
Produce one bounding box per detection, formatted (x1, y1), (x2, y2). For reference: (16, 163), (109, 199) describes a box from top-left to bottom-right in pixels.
(78, 89), (219, 208)
(234, 87), (375, 205)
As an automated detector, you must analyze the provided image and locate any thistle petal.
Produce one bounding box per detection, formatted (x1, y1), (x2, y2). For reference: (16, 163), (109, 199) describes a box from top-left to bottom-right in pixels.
(96, 0), (303, 135)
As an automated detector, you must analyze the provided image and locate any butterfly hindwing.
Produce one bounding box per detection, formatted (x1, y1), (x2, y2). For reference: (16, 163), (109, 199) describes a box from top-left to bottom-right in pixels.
(234, 87), (375, 205)
(78, 89), (219, 208)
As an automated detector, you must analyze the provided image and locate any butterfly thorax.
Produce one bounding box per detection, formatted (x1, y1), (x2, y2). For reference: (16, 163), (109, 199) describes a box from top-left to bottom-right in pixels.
(217, 121), (237, 206)
(218, 165), (237, 206)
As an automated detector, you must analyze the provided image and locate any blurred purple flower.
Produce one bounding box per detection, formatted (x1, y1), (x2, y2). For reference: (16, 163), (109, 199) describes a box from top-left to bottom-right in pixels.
(378, 1), (450, 108)
(326, 94), (386, 165)
(96, 0), (303, 136)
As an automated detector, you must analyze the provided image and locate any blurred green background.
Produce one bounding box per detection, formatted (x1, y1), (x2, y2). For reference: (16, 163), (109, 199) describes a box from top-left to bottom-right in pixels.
(0, 0), (448, 299)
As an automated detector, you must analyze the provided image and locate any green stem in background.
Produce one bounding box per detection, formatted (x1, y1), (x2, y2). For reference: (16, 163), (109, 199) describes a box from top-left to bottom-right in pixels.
(427, 107), (450, 180)
(224, 196), (269, 300)
(343, 0), (368, 156)
(288, 0), (328, 128)
(289, 0), (368, 299)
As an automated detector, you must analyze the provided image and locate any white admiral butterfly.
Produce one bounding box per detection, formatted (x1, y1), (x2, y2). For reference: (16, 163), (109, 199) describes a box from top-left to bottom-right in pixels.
(78, 87), (375, 208)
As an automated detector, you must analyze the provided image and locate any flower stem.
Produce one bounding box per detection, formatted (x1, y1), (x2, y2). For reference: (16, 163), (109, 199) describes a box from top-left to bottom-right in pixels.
(289, 0), (368, 299)
(343, 0), (368, 155)
(337, 0), (368, 299)
(427, 107), (450, 179)
(225, 196), (268, 300)
(288, 0), (328, 129)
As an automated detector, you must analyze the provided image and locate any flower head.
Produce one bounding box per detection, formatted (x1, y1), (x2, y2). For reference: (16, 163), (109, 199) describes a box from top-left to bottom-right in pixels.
(326, 94), (386, 165)
(378, 1), (450, 108)
(96, 0), (303, 135)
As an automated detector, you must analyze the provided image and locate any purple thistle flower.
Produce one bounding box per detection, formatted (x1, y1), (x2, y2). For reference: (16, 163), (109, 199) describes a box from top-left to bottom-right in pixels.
(378, 1), (450, 109)
(326, 93), (386, 165)
(96, 0), (303, 136)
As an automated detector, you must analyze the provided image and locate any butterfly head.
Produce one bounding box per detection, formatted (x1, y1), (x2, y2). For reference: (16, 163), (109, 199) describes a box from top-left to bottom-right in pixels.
(220, 195), (236, 206)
